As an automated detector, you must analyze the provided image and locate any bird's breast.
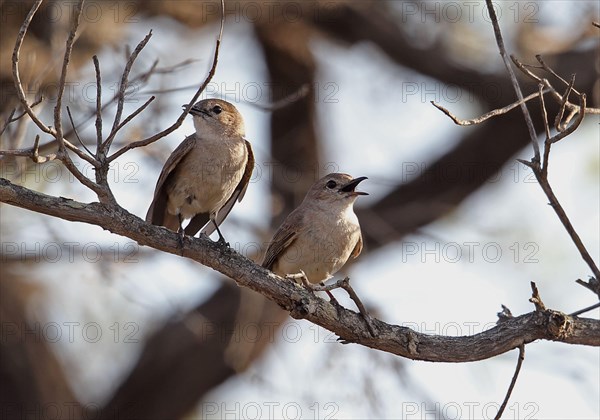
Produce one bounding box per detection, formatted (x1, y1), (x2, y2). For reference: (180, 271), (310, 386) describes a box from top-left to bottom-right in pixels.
(273, 209), (361, 283)
(166, 137), (247, 217)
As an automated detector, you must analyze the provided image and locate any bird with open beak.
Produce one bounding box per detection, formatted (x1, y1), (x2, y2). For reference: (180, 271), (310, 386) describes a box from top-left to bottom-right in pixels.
(262, 173), (368, 284)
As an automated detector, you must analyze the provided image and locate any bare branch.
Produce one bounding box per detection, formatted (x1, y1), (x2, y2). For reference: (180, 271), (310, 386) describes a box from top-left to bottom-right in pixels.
(494, 345), (525, 420)
(243, 84), (311, 112)
(102, 30), (154, 153)
(431, 90), (543, 126)
(311, 277), (377, 336)
(484, 0), (539, 162)
(539, 84), (552, 177)
(57, 150), (104, 194)
(530, 158), (600, 281)
(0, 97), (44, 137)
(554, 74), (576, 132)
(108, 0), (226, 163)
(110, 96), (156, 137)
(93, 55), (103, 153)
(66, 106), (94, 157)
(0, 109), (17, 137)
(575, 277), (600, 299)
(570, 302), (600, 317)
(11, 0), (55, 136)
(549, 94), (586, 145)
(512, 56), (600, 115)
(61, 139), (100, 167)
(54, 0), (85, 149)
(1, 178), (599, 360)
(529, 282), (546, 311)
(536, 55), (582, 96)
(0, 135), (56, 163)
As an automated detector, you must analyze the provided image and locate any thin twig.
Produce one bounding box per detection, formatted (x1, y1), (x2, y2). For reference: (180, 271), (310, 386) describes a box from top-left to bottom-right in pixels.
(507, 21), (598, 284)
(494, 345), (525, 420)
(561, 106), (579, 128)
(524, 149), (600, 281)
(0, 137), (98, 166)
(570, 302), (600, 317)
(575, 277), (600, 299)
(54, 0), (84, 150)
(0, 109), (17, 137)
(0, 135), (57, 163)
(497, 305), (514, 323)
(512, 56), (600, 116)
(529, 281), (546, 311)
(66, 106), (94, 157)
(0, 97), (44, 137)
(431, 90), (543, 126)
(549, 94), (586, 144)
(554, 74), (576, 132)
(93, 55), (103, 155)
(58, 149), (103, 194)
(102, 30), (154, 153)
(484, 0), (539, 162)
(108, 0), (226, 163)
(538, 84), (552, 178)
(11, 0), (55, 136)
(245, 84), (311, 111)
(62, 139), (100, 166)
(30, 135), (49, 163)
(72, 56), (172, 152)
(311, 277), (377, 336)
(536, 55), (582, 96)
(110, 96), (156, 140)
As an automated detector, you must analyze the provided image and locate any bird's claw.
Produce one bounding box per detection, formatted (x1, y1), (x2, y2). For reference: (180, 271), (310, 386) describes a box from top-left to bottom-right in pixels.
(285, 270), (309, 286)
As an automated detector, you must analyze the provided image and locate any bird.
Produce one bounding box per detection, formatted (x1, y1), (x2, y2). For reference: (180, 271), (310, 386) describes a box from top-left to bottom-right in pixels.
(146, 99), (254, 243)
(262, 173), (368, 284)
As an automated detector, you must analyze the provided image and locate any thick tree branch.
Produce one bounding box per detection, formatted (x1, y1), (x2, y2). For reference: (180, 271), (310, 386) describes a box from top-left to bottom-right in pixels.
(1, 178), (598, 362)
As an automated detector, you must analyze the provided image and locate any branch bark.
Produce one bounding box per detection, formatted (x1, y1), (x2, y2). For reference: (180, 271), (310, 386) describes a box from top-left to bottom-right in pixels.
(1, 178), (598, 362)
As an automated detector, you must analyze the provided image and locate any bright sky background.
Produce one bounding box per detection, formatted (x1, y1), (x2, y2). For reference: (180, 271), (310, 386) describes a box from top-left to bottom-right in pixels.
(2, 1), (598, 419)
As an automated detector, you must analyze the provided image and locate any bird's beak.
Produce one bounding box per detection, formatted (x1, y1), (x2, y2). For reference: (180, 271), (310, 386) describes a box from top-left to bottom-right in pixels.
(339, 177), (368, 195)
(183, 104), (206, 117)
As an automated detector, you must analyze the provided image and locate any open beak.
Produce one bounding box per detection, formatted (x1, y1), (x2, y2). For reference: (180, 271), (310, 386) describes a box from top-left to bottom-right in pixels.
(339, 176), (368, 195)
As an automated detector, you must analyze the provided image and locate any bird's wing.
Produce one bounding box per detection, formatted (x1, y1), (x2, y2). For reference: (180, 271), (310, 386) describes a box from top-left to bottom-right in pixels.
(261, 211), (302, 270)
(351, 233), (363, 259)
(195, 139), (255, 236)
(146, 135), (196, 225)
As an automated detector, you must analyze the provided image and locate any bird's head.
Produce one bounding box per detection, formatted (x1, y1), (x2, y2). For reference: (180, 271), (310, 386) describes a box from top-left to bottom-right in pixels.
(184, 99), (245, 137)
(308, 173), (368, 207)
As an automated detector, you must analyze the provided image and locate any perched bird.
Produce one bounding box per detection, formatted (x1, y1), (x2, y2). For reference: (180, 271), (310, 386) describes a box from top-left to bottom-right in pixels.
(262, 173), (367, 284)
(146, 99), (254, 242)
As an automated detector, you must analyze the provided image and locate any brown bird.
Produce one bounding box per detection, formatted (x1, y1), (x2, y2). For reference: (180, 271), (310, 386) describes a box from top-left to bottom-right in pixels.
(262, 173), (367, 284)
(146, 99), (254, 242)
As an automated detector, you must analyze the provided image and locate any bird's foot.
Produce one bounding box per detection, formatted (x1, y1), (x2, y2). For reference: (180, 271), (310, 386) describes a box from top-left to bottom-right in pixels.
(214, 234), (230, 249)
(322, 286), (342, 308)
(285, 270), (309, 286)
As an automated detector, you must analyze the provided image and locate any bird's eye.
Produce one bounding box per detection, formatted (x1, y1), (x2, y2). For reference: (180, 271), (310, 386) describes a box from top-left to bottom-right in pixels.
(326, 180), (337, 189)
(212, 105), (222, 114)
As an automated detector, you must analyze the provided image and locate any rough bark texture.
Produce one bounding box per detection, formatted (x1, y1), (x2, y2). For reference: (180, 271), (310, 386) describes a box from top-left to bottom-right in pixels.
(2, 178), (598, 364)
